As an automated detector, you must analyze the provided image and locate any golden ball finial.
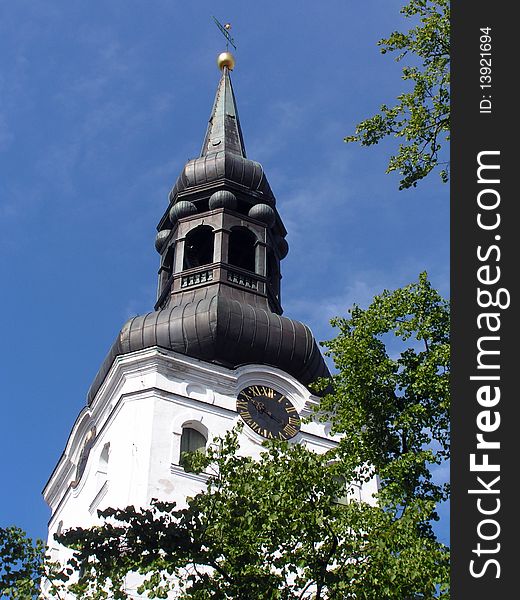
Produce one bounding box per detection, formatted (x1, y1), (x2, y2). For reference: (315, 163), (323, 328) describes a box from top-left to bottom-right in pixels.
(217, 51), (235, 71)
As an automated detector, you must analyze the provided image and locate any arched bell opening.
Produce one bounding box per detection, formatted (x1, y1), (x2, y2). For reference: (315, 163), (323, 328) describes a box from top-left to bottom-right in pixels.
(183, 225), (215, 270)
(228, 226), (257, 273)
(267, 249), (280, 301)
(158, 243), (176, 297)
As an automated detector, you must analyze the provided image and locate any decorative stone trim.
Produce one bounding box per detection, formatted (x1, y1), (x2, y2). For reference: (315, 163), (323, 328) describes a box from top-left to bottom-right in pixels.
(181, 269), (213, 288)
(170, 464), (210, 483)
(227, 270), (258, 290)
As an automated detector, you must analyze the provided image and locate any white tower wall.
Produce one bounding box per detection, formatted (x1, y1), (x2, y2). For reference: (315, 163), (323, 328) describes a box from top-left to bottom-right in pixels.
(43, 347), (378, 569)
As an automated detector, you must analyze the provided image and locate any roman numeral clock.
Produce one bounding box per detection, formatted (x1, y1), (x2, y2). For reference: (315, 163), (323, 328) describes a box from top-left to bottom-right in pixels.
(237, 385), (301, 440)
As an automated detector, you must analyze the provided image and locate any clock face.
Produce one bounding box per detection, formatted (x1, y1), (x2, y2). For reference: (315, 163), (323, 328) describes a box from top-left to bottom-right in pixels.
(237, 385), (301, 440)
(72, 427), (96, 488)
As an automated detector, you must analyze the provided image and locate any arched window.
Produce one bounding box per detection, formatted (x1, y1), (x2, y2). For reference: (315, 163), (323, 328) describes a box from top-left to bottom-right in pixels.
(99, 443), (109, 471)
(96, 443), (110, 489)
(183, 226), (214, 270)
(267, 249), (280, 299)
(228, 227), (256, 272)
(179, 426), (207, 471)
(334, 475), (349, 506)
(162, 244), (176, 278)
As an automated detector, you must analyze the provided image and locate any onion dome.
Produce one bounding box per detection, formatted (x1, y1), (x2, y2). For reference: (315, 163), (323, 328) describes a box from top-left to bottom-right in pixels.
(155, 229), (171, 252)
(169, 200), (197, 223)
(87, 294), (329, 405)
(209, 190), (237, 210)
(248, 203), (276, 227)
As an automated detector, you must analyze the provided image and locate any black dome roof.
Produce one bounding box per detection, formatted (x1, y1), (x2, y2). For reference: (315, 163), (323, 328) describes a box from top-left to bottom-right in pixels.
(87, 294), (329, 405)
(87, 65), (330, 406)
(168, 151), (275, 206)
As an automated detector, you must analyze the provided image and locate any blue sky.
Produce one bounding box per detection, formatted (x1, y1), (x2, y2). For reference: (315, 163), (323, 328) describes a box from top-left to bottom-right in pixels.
(0, 1), (449, 547)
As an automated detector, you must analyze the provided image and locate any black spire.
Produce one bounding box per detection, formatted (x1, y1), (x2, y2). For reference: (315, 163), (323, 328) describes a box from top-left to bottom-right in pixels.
(200, 66), (246, 158)
(87, 55), (329, 404)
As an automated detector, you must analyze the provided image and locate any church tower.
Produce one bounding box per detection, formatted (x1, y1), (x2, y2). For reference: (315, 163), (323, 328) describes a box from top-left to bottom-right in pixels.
(43, 52), (377, 564)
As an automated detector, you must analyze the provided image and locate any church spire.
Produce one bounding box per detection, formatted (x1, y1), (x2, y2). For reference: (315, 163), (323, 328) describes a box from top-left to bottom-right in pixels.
(85, 50), (330, 404)
(200, 53), (246, 158)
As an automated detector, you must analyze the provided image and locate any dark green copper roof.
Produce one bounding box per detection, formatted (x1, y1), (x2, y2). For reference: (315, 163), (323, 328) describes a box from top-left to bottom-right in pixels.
(168, 67), (275, 206)
(87, 63), (329, 405)
(200, 66), (246, 158)
(87, 293), (329, 405)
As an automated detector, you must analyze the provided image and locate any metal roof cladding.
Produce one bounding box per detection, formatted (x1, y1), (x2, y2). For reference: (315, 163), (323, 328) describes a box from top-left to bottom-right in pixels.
(87, 58), (329, 405)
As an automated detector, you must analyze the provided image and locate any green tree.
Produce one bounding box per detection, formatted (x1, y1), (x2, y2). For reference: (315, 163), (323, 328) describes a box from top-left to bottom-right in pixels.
(0, 526), (68, 599)
(57, 428), (448, 599)
(317, 272), (450, 517)
(0, 527), (45, 599)
(345, 0), (450, 189)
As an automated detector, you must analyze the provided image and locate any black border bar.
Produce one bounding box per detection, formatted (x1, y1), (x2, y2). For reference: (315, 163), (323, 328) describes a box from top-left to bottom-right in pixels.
(451, 2), (516, 596)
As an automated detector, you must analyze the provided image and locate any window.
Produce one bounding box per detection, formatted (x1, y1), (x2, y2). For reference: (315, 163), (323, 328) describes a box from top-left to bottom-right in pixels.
(183, 226), (214, 270)
(96, 443), (110, 489)
(267, 249), (280, 298)
(228, 227), (256, 272)
(333, 475), (353, 506)
(180, 426), (207, 471)
(160, 244), (175, 281)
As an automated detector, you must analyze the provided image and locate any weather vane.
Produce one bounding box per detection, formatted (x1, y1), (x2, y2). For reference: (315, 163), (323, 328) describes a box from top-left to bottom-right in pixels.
(212, 16), (237, 50)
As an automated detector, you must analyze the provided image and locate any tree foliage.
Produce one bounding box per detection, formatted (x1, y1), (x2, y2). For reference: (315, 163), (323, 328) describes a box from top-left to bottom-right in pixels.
(0, 274), (450, 598)
(345, 0), (450, 189)
(316, 272), (450, 518)
(0, 527), (46, 599)
(56, 427), (448, 599)
(0, 527), (67, 599)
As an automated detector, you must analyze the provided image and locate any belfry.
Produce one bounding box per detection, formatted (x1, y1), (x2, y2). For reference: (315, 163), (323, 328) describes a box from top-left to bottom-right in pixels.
(87, 51), (329, 406)
(43, 53), (377, 566)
